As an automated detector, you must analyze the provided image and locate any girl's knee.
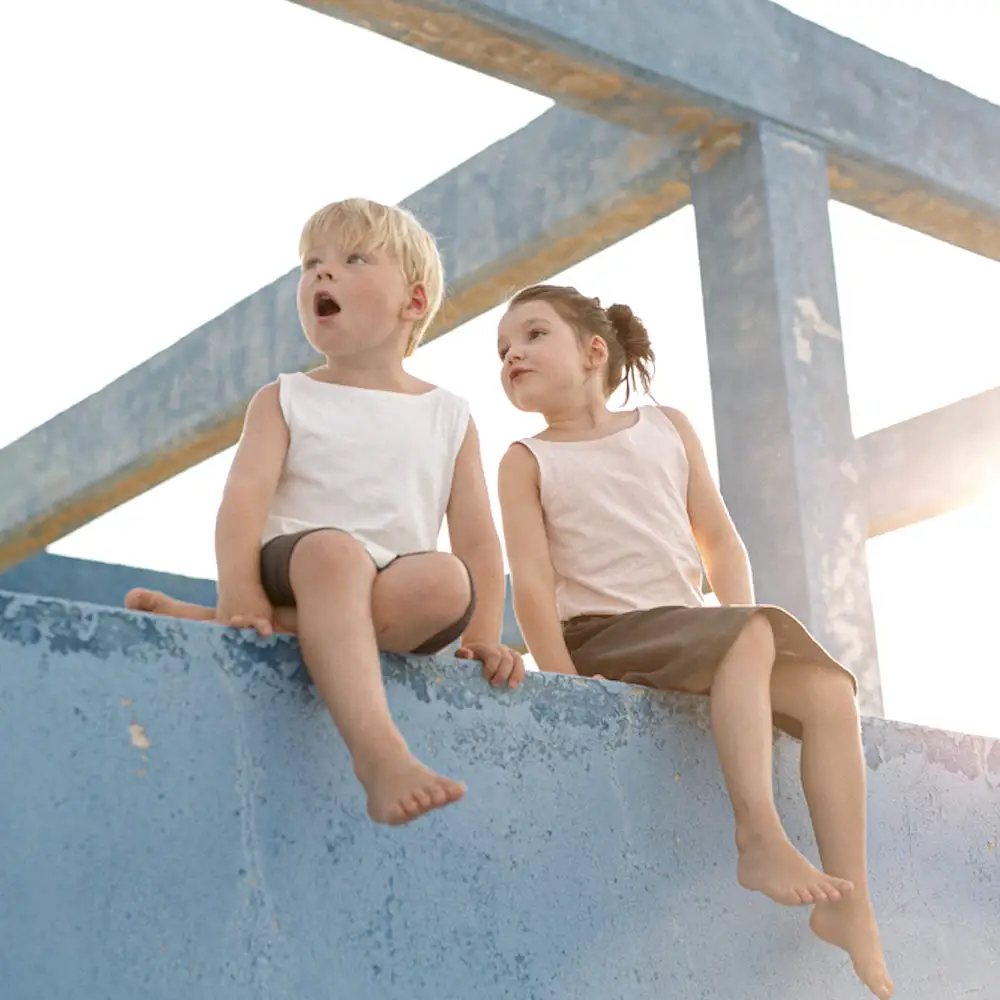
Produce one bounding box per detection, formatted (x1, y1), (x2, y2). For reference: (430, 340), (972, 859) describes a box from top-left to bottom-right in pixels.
(796, 663), (859, 724)
(734, 612), (776, 662)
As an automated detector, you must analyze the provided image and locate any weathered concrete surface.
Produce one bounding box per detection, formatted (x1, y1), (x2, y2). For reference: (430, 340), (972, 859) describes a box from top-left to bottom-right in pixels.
(860, 385), (1000, 537)
(2, 592), (998, 999)
(0, 552), (527, 650)
(0, 107), (693, 573)
(692, 123), (882, 715)
(295, 0), (1000, 260)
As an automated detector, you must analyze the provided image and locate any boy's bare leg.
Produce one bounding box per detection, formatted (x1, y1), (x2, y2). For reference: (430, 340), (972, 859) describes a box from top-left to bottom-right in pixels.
(691, 614), (853, 906)
(125, 589), (216, 621)
(771, 662), (893, 999)
(289, 532), (468, 826)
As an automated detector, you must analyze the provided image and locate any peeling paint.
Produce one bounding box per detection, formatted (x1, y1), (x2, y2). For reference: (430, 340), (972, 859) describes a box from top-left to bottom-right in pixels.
(792, 296), (841, 364)
(128, 724), (151, 751)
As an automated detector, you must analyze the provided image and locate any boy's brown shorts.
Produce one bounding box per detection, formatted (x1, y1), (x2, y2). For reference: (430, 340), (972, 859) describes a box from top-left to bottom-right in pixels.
(260, 528), (476, 656)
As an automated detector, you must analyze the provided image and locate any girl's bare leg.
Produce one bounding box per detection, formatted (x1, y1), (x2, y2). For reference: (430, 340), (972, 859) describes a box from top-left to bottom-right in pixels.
(125, 589), (216, 622)
(690, 614), (853, 906)
(770, 661), (893, 999)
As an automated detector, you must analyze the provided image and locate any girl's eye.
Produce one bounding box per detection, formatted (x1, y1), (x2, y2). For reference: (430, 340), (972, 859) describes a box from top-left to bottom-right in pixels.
(347, 252), (367, 264)
(528, 328), (545, 340)
(499, 347), (508, 361)
(303, 257), (320, 269)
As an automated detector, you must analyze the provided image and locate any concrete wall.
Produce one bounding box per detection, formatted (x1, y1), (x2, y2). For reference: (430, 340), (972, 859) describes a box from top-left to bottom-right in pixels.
(1, 590), (997, 999)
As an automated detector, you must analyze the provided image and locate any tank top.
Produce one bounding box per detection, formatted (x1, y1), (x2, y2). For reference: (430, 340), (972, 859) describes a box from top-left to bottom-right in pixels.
(517, 406), (705, 621)
(262, 372), (470, 567)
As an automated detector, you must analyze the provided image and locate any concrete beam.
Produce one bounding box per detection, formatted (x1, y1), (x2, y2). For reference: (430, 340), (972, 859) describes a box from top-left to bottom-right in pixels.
(692, 123), (882, 715)
(0, 108), (692, 571)
(295, 0), (1000, 260)
(860, 386), (1000, 538)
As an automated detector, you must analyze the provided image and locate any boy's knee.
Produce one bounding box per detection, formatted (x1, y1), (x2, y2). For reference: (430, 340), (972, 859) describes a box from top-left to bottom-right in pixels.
(290, 529), (373, 583)
(408, 553), (472, 620)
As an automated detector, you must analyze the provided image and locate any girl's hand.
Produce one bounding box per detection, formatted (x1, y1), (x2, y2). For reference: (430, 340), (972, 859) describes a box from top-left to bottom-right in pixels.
(457, 642), (526, 690)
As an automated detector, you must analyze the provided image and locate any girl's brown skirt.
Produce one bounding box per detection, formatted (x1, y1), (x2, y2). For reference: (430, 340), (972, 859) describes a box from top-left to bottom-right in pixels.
(562, 604), (856, 740)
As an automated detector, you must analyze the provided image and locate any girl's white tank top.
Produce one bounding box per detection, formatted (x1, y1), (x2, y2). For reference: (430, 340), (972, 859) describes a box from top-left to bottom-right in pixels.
(262, 372), (470, 568)
(517, 406), (705, 621)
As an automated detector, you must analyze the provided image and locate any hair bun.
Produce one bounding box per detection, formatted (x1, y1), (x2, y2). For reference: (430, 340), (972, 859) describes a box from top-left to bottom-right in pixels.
(606, 303), (651, 362)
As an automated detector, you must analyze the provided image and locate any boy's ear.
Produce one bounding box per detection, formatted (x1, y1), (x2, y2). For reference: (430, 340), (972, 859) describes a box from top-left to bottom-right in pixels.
(402, 282), (429, 321)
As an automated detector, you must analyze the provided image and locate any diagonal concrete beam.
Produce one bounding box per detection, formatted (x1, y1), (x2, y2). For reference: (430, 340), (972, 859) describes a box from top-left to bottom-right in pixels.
(0, 108), (693, 572)
(294, 0), (1000, 261)
(860, 386), (1000, 538)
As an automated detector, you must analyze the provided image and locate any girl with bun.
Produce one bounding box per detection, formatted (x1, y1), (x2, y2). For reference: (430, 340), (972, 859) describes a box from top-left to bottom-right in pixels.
(496, 284), (892, 1000)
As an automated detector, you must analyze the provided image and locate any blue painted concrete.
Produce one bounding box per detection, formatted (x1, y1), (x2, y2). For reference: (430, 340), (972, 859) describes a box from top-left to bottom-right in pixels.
(0, 552), (526, 650)
(2, 591), (998, 999)
(692, 123), (882, 716)
(0, 105), (693, 572)
(0, 552), (218, 610)
(307, 0), (1000, 257)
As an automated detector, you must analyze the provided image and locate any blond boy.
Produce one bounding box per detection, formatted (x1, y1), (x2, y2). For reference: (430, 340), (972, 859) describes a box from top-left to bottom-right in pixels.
(129, 198), (523, 825)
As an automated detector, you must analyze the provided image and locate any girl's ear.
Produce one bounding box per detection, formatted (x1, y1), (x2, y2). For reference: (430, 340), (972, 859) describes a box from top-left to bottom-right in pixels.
(587, 334), (609, 369)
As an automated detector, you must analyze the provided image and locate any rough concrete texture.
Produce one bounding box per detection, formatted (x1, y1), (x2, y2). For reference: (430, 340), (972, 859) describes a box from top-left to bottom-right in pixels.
(2, 592), (998, 999)
(299, 0), (1000, 260)
(0, 106), (693, 573)
(692, 123), (882, 715)
(0, 552), (526, 651)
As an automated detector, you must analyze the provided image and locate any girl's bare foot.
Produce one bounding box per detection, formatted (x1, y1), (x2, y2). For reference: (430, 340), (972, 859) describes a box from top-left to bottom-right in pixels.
(125, 588), (213, 621)
(736, 831), (854, 906)
(357, 751), (466, 826)
(811, 896), (894, 999)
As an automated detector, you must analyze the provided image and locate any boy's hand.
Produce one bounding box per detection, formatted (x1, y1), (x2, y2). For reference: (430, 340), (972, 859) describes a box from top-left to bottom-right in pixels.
(456, 642), (525, 690)
(218, 585), (274, 637)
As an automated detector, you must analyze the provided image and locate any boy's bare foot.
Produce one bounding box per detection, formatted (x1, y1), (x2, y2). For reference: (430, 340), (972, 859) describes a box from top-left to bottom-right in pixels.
(125, 588), (214, 621)
(357, 752), (466, 826)
(736, 832), (854, 906)
(811, 897), (894, 999)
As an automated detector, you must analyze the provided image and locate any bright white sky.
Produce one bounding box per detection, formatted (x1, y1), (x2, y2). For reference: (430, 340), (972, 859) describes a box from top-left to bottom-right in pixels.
(2, 0), (999, 737)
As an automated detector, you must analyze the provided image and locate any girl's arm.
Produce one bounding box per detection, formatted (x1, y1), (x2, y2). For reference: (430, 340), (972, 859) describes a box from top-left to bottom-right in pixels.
(445, 417), (506, 647)
(660, 406), (755, 606)
(497, 444), (579, 675)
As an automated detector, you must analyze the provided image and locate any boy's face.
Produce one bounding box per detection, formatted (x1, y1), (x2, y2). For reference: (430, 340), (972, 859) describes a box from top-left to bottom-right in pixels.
(497, 300), (601, 412)
(297, 230), (427, 359)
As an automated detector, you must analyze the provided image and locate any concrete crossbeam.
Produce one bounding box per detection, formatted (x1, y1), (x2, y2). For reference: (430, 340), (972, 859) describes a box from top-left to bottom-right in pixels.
(860, 386), (1000, 538)
(295, 0), (1000, 260)
(692, 123), (882, 714)
(0, 108), (692, 572)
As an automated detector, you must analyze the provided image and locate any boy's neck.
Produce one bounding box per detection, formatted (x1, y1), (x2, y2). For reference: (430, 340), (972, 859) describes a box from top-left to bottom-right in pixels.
(312, 355), (416, 393)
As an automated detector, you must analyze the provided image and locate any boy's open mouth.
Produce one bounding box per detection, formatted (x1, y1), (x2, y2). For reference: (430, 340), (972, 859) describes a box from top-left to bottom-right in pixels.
(314, 291), (340, 318)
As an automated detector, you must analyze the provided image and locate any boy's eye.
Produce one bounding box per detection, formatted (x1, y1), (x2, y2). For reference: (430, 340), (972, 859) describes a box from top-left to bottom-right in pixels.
(498, 347), (508, 360)
(347, 252), (367, 264)
(303, 257), (320, 269)
(528, 328), (546, 339)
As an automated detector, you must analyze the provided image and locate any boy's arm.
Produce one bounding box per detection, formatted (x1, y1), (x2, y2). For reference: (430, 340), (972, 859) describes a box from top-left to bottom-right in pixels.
(445, 417), (505, 646)
(215, 382), (290, 631)
(660, 406), (755, 606)
(497, 444), (579, 675)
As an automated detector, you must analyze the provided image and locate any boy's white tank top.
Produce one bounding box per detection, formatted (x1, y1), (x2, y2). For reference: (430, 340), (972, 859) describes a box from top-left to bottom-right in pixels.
(262, 373), (470, 567)
(517, 406), (705, 621)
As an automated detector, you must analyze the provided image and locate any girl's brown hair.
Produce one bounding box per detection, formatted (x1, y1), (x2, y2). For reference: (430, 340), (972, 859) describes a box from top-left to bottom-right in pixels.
(508, 284), (655, 402)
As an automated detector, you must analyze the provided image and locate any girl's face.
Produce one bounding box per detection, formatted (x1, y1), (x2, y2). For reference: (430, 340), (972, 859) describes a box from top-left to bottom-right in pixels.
(498, 300), (605, 412)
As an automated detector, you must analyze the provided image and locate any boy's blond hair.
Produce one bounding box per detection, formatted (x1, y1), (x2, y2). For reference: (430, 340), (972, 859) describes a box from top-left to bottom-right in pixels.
(299, 198), (444, 356)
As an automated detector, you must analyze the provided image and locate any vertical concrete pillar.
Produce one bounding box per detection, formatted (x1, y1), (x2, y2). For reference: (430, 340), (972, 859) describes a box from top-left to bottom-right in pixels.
(691, 123), (882, 715)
